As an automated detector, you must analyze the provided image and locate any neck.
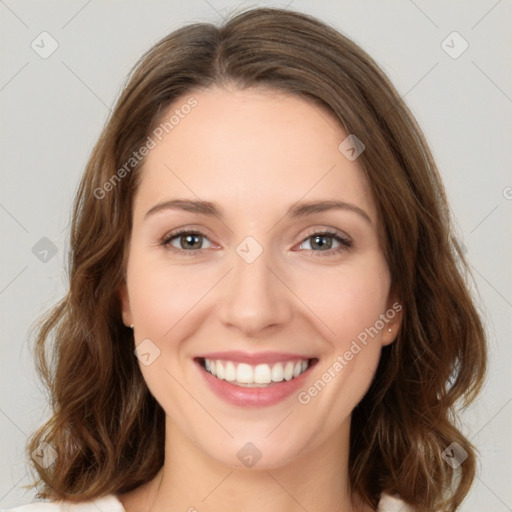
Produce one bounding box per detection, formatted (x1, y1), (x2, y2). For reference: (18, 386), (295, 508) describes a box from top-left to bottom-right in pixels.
(120, 415), (368, 512)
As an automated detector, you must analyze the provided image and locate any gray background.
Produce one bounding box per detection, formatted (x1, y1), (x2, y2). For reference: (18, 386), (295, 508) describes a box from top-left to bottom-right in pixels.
(1, 0), (511, 510)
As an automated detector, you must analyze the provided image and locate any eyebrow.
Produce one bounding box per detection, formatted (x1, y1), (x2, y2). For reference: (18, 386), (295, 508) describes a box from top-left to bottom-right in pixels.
(144, 199), (372, 224)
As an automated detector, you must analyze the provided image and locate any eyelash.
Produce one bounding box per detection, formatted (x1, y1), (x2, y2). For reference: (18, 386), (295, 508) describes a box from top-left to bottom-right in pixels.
(160, 228), (352, 257)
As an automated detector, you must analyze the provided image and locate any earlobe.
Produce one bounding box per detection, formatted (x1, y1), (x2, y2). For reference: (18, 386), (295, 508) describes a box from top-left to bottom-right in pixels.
(382, 326), (398, 346)
(381, 297), (403, 346)
(119, 282), (133, 328)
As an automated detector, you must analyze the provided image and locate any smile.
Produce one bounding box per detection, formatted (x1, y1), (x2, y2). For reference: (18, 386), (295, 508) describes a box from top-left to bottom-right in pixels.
(202, 358), (311, 387)
(194, 351), (318, 407)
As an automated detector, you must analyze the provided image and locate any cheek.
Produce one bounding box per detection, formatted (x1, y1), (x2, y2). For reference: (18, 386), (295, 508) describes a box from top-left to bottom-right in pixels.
(294, 259), (390, 411)
(295, 256), (391, 346)
(127, 255), (215, 338)
(126, 255), (212, 418)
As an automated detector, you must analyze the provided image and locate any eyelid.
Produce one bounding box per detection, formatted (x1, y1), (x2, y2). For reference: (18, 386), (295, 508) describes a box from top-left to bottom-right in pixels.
(300, 227), (352, 244)
(161, 227), (214, 256)
(160, 226), (352, 256)
(294, 228), (352, 256)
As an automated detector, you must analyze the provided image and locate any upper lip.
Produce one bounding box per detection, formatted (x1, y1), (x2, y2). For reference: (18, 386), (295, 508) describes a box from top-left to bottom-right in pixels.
(195, 351), (316, 365)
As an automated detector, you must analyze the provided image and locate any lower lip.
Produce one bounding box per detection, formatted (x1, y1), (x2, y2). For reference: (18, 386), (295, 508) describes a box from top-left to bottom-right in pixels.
(196, 360), (316, 407)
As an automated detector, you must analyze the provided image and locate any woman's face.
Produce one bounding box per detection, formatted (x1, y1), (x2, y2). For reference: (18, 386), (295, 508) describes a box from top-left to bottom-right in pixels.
(121, 86), (400, 469)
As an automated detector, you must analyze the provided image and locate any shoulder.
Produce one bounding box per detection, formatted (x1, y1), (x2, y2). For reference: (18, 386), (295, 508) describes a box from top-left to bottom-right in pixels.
(378, 493), (415, 511)
(1, 495), (125, 512)
(4, 493), (410, 512)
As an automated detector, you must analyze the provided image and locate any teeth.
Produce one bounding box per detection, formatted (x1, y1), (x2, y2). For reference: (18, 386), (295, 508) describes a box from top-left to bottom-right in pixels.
(237, 363), (253, 384)
(225, 361), (236, 381)
(271, 362), (284, 382)
(216, 360), (225, 380)
(284, 362), (294, 381)
(202, 358), (310, 386)
(254, 364), (271, 384)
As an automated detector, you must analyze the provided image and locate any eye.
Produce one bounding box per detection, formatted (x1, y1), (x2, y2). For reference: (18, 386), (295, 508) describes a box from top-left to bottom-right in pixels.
(161, 229), (214, 254)
(160, 228), (352, 257)
(297, 230), (352, 256)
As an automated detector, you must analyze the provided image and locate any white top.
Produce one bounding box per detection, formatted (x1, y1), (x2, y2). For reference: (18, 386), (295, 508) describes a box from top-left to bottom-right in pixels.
(2, 492), (413, 512)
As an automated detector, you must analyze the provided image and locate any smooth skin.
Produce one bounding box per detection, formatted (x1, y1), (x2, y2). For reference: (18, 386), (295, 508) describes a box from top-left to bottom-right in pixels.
(119, 86), (401, 512)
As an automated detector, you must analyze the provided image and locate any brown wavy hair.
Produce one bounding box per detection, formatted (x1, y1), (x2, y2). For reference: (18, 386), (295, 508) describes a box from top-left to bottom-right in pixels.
(27, 7), (487, 511)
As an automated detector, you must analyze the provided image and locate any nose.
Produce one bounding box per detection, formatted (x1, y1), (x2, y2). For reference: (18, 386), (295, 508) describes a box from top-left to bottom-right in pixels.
(218, 246), (293, 338)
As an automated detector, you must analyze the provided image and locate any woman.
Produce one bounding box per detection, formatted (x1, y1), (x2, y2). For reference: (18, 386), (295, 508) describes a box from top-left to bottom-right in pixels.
(7, 7), (486, 512)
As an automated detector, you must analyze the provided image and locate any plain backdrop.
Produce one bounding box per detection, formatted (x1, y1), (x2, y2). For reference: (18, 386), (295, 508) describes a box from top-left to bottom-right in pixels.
(1, 1), (511, 510)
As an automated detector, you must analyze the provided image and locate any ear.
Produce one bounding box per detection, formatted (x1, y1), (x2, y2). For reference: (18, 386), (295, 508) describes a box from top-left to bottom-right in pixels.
(381, 295), (403, 347)
(119, 281), (133, 328)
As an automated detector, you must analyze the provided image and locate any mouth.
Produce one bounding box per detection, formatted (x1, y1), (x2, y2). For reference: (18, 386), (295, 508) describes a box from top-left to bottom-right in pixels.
(194, 356), (318, 388)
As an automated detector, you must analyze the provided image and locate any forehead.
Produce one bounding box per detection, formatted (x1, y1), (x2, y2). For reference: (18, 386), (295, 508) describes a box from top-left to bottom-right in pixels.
(135, 86), (377, 224)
